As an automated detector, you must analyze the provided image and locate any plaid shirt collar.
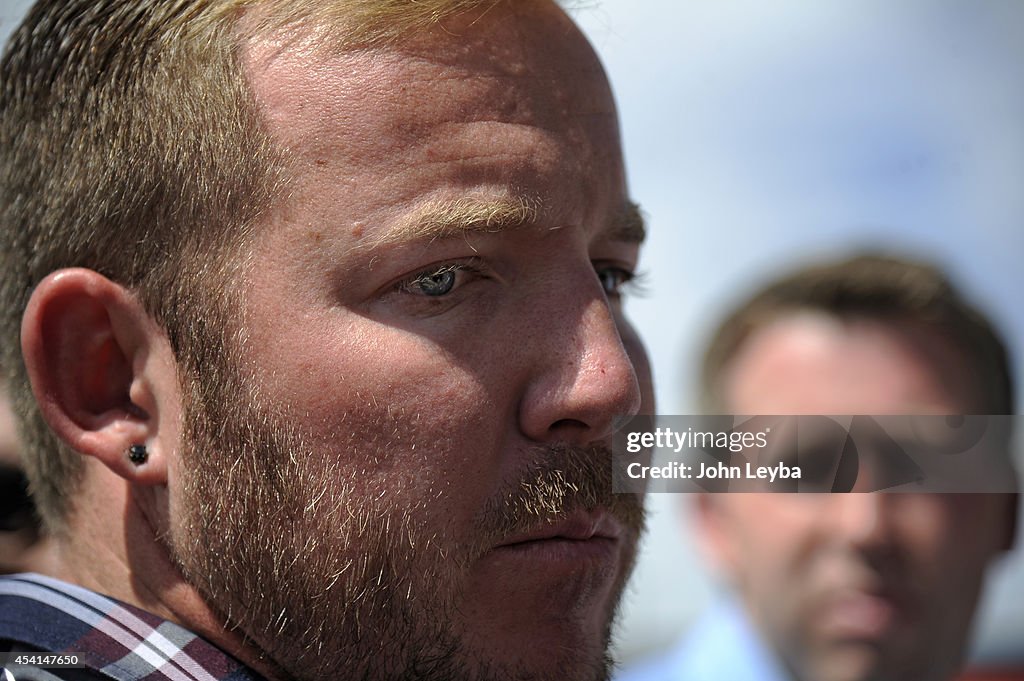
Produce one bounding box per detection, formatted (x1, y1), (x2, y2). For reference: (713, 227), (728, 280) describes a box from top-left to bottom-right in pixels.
(0, 573), (267, 681)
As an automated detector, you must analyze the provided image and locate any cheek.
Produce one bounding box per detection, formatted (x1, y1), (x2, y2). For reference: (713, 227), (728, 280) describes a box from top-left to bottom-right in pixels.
(251, 314), (484, 425)
(893, 498), (954, 553)
(894, 496), (1005, 572)
(248, 320), (508, 524)
(723, 498), (822, 576)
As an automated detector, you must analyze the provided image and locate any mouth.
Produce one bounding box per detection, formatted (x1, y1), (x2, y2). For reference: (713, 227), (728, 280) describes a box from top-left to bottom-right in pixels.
(490, 509), (624, 564)
(819, 588), (910, 640)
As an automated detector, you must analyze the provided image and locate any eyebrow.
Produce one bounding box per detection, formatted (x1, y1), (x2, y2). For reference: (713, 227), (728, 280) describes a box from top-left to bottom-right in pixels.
(608, 200), (647, 243)
(365, 196), (646, 249)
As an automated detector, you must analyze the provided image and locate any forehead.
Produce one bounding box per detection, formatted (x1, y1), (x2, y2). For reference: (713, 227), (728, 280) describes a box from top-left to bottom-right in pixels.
(235, 2), (630, 262)
(245, 2), (613, 116)
(241, 3), (621, 201)
(721, 313), (979, 415)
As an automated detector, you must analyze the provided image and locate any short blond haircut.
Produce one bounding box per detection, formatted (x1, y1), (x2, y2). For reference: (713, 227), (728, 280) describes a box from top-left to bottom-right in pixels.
(0, 0), (513, 533)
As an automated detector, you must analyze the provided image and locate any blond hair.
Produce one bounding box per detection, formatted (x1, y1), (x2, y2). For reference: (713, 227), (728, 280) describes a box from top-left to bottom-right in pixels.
(0, 0), (510, 533)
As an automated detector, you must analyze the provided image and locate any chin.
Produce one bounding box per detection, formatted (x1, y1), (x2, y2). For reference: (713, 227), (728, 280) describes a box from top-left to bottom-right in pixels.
(453, 564), (626, 681)
(463, 631), (613, 681)
(809, 646), (921, 681)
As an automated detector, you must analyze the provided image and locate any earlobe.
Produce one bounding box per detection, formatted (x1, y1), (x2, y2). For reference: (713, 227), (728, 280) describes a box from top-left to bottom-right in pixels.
(21, 268), (172, 486)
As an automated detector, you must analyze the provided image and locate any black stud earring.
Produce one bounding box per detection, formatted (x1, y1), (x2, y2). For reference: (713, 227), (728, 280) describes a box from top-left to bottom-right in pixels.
(128, 444), (148, 465)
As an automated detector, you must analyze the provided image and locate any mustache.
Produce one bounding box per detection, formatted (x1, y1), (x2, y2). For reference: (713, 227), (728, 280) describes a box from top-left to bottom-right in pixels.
(474, 442), (647, 552)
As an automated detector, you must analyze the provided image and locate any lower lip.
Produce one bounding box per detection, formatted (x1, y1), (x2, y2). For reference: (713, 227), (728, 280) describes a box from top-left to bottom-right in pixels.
(821, 595), (899, 639)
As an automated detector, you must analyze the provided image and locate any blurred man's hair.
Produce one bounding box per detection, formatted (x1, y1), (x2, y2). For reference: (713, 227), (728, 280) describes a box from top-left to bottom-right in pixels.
(0, 0), (504, 534)
(701, 252), (1016, 415)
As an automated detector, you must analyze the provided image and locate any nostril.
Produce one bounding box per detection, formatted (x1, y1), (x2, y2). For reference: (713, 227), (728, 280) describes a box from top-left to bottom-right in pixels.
(549, 418), (589, 434)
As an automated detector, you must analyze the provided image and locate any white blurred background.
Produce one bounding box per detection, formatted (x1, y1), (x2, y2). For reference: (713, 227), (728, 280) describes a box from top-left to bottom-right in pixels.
(3, 0), (1023, 665)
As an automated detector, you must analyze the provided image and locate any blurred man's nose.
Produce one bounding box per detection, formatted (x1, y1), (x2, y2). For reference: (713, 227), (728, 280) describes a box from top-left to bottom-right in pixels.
(829, 493), (895, 550)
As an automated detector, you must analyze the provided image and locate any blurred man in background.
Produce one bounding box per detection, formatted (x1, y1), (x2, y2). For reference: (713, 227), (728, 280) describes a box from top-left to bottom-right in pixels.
(619, 253), (1018, 681)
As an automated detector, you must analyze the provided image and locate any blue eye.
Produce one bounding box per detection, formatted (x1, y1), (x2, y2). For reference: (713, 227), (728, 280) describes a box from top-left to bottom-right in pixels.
(412, 267), (457, 297)
(596, 266), (635, 298)
(401, 263), (475, 298)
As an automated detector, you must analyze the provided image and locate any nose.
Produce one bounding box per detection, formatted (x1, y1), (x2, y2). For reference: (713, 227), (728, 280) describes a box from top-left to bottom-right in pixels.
(518, 282), (644, 445)
(828, 493), (895, 551)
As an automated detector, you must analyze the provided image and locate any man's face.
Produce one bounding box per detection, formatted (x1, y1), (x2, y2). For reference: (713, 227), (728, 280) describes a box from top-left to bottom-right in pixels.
(167, 4), (649, 681)
(701, 314), (1013, 681)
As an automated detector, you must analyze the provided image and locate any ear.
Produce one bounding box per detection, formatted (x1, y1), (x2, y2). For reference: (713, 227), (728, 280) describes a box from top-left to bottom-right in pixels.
(692, 493), (741, 577)
(21, 268), (179, 485)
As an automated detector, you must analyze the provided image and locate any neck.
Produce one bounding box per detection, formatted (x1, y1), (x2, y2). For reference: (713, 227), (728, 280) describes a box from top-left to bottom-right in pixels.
(52, 468), (290, 680)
